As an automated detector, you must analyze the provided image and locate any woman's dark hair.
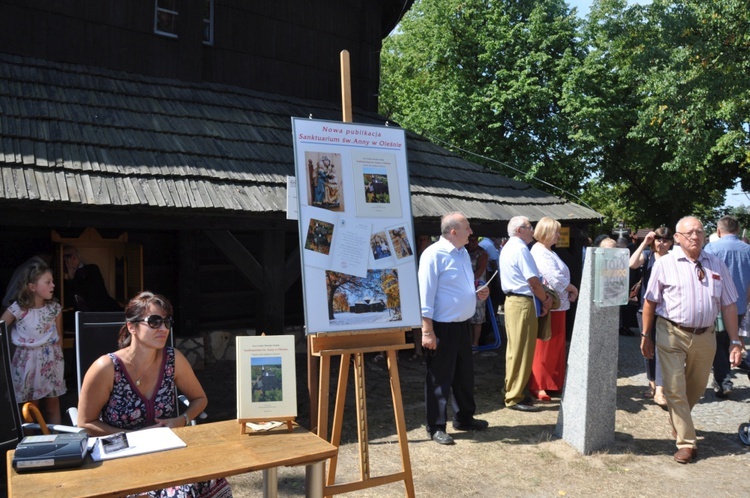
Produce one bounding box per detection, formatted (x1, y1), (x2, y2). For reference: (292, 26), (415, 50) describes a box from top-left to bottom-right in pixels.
(650, 226), (674, 251)
(117, 291), (173, 348)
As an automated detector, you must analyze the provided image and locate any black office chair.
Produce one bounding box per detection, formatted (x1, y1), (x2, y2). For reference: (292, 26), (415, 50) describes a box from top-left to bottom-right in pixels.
(1, 321), (24, 457)
(0, 321), (82, 440)
(70, 311), (205, 425)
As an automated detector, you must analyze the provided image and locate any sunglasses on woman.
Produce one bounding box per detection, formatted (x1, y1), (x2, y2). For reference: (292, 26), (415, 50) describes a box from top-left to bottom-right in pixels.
(131, 315), (174, 329)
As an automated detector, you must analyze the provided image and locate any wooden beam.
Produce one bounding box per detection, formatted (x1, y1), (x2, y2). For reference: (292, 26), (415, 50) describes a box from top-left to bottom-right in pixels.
(260, 229), (285, 334)
(178, 230), (201, 333)
(202, 229), (263, 290)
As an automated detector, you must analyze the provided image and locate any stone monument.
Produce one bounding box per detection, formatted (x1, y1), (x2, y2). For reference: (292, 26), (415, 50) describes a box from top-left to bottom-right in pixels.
(556, 246), (629, 454)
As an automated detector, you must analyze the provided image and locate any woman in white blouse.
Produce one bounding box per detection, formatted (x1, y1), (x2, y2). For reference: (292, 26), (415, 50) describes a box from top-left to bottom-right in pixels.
(528, 217), (578, 401)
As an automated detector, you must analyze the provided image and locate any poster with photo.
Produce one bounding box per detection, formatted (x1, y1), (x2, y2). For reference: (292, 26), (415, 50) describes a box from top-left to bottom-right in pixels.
(387, 224), (415, 262)
(304, 151), (344, 212)
(351, 151), (402, 218)
(300, 206), (339, 270)
(292, 118), (421, 334)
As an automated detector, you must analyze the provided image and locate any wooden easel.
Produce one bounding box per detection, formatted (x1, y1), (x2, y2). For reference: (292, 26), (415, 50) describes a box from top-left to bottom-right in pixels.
(310, 328), (415, 497)
(303, 50), (416, 496)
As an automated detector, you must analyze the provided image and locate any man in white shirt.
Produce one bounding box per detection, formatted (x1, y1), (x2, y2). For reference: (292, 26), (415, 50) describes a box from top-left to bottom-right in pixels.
(499, 216), (553, 412)
(419, 212), (490, 445)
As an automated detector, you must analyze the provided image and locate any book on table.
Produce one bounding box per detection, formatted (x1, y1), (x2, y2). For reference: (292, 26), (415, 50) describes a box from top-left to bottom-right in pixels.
(236, 335), (297, 422)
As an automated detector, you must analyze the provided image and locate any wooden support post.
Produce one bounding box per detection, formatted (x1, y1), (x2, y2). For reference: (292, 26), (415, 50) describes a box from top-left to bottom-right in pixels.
(340, 50), (352, 123)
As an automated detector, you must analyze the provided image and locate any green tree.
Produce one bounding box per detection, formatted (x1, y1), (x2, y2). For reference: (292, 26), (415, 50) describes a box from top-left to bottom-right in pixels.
(380, 0), (585, 195)
(568, 0), (750, 229)
(382, 0), (750, 230)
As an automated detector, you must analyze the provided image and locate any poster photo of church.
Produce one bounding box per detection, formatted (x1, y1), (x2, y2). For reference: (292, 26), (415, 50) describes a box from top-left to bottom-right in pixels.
(325, 268), (402, 326)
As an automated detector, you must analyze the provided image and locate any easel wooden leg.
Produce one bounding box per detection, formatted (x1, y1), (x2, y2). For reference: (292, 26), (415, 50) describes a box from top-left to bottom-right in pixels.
(326, 352), (351, 490)
(353, 352), (370, 480)
(387, 349), (415, 497)
(317, 354), (331, 441)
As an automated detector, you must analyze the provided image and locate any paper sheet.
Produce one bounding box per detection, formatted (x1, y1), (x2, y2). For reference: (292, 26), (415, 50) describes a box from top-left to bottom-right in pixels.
(90, 426), (186, 461)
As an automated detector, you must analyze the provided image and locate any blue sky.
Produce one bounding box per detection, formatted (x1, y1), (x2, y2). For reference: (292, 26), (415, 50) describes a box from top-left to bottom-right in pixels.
(567, 0), (652, 17)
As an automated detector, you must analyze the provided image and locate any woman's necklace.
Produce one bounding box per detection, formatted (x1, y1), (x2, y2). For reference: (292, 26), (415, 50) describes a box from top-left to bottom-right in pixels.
(131, 354), (158, 387)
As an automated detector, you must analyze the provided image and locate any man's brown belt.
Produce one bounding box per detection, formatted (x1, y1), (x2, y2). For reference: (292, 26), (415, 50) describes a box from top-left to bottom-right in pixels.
(660, 316), (709, 335)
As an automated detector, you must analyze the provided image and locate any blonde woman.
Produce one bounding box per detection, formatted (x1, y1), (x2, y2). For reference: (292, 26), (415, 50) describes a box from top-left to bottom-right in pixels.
(528, 217), (578, 401)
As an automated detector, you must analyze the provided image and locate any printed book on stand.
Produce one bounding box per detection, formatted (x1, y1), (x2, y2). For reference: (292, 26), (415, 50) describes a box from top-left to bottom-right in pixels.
(236, 335), (297, 421)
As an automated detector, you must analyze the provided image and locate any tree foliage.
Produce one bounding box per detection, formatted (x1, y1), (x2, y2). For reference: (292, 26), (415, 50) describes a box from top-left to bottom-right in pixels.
(380, 0), (750, 230)
(380, 0), (585, 195)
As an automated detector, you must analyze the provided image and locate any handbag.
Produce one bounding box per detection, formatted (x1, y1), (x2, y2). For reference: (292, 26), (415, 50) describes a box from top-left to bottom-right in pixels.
(628, 279), (642, 303)
(543, 284), (561, 310)
(537, 284), (560, 341)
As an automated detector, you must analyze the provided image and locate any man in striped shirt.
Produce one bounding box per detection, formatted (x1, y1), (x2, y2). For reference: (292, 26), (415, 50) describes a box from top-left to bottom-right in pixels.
(641, 216), (743, 464)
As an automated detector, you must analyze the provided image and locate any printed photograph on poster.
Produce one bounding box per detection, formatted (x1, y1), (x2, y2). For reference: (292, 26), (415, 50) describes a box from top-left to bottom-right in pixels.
(325, 268), (403, 326)
(304, 152), (344, 212)
(386, 224), (415, 262)
(351, 151), (402, 218)
(236, 335), (297, 420)
(300, 206), (339, 270)
(304, 219), (335, 255)
(369, 227), (396, 270)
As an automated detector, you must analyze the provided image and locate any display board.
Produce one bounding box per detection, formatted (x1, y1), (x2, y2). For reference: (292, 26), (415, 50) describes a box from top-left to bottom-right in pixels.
(292, 118), (421, 334)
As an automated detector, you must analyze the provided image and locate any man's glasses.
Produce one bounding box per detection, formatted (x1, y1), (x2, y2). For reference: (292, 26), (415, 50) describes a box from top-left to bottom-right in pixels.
(131, 315), (173, 329)
(676, 230), (704, 239)
(694, 260), (705, 282)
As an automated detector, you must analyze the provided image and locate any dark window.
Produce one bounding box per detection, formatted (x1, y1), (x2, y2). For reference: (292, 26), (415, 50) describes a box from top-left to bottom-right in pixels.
(203, 0), (214, 46)
(154, 0), (178, 38)
(154, 0), (213, 44)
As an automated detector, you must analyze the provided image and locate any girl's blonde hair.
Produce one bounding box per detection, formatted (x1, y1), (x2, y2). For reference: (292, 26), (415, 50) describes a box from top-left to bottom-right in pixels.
(16, 260), (54, 309)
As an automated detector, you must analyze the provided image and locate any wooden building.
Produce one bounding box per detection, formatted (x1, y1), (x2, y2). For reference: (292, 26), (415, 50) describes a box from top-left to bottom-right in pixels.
(0, 1), (599, 338)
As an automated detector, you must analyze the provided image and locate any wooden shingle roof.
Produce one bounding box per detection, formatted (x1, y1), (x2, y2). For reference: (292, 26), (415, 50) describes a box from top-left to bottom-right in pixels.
(0, 53), (600, 223)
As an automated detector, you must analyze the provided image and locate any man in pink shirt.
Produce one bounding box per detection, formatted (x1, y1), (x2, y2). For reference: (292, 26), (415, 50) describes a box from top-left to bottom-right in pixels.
(641, 216), (743, 464)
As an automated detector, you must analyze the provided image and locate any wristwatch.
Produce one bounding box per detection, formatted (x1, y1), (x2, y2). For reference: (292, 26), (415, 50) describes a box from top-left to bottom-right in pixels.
(730, 340), (742, 346)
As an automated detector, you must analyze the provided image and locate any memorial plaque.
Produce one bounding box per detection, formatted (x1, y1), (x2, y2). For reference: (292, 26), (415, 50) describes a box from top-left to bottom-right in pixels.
(593, 248), (630, 307)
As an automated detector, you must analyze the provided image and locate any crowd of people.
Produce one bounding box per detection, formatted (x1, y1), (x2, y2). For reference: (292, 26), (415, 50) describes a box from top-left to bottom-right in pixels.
(3, 212), (748, 478)
(416, 211), (750, 466)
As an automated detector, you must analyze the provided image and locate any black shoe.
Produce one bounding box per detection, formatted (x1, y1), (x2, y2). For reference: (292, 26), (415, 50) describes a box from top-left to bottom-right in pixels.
(506, 398), (540, 412)
(430, 430), (455, 445)
(722, 380), (733, 396)
(452, 418), (489, 431)
(713, 380), (729, 399)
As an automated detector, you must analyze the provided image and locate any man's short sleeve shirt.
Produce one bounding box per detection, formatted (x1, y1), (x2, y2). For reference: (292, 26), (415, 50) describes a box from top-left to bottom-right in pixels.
(418, 236), (476, 322)
(499, 236), (540, 296)
(644, 246), (738, 328)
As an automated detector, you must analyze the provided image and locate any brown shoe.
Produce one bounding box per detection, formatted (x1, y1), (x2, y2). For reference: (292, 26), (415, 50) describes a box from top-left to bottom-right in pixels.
(673, 447), (697, 464)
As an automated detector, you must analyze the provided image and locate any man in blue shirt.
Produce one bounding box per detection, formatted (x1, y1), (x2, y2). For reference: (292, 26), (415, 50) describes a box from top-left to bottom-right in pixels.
(704, 215), (750, 398)
(419, 212), (490, 445)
